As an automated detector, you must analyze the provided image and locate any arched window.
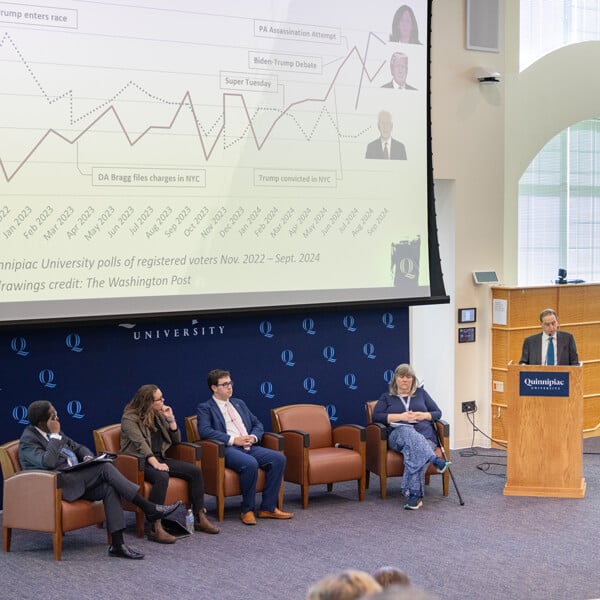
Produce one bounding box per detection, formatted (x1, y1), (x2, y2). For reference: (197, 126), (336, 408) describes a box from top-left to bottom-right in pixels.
(518, 2), (600, 285)
(521, 0), (600, 71)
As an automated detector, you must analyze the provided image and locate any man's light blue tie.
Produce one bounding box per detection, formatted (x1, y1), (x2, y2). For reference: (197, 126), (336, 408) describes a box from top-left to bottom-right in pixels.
(60, 447), (79, 466)
(547, 336), (555, 366)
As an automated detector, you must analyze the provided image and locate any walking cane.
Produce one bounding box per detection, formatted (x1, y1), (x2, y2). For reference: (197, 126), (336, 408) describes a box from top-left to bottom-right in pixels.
(433, 420), (465, 506)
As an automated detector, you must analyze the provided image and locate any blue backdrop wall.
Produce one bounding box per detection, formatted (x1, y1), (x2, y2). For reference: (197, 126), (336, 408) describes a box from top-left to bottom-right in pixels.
(0, 305), (409, 505)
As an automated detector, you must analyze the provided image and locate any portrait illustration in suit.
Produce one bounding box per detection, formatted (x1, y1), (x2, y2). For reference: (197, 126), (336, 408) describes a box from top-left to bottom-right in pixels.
(365, 110), (406, 160)
(381, 52), (417, 90)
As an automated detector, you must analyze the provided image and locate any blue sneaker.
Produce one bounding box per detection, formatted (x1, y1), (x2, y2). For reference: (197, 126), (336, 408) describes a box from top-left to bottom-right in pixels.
(432, 457), (451, 474)
(404, 495), (423, 510)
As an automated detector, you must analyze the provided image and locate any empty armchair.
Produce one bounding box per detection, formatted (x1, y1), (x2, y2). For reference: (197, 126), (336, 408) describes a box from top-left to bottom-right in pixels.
(184, 415), (283, 521)
(365, 400), (450, 499)
(270, 404), (366, 508)
(0, 439), (106, 560)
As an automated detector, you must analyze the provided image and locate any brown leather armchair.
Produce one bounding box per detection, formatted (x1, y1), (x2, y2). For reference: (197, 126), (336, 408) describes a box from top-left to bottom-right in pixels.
(0, 439), (106, 560)
(270, 404), (366, 508)
(365, 400), (450, 499)
(93, 423), (201, 536)
(184, 415), (284, 521)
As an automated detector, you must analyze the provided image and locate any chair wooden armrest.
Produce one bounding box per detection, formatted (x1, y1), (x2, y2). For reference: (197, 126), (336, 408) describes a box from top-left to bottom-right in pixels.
(437, 419), (450, 442)
(111, 454), (143, 484)
(365, 422), (387, 443)
(332, 424), (366, 448)
(184, 415), (199, 443)
(195, 439), (225, 499)
(366, 421), (387, 436)
(279, 430), (309, 452)
(365, 422), (388, 476)
(435, 419), (451, 460)
(165, 441), (202, 463)
(261, 432), (284, 451)
(279, 430), (309, 483)
(197, 439), (224, 460)
(429, 419), (450, 496)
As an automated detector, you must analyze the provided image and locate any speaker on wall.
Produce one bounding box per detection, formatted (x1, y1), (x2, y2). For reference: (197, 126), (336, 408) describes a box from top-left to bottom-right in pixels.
(466, 0), (500, 53)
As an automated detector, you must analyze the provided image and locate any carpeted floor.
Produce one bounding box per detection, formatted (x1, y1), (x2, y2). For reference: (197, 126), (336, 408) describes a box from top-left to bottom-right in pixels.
(1, 439), (600, 600)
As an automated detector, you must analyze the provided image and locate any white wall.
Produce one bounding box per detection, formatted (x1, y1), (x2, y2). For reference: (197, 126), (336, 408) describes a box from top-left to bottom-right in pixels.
(411, 180), (456, 442)
(420, 1), (506, 449)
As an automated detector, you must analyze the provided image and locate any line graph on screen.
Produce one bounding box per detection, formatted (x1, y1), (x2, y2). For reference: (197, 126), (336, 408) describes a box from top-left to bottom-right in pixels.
(0, 0), (433, 322)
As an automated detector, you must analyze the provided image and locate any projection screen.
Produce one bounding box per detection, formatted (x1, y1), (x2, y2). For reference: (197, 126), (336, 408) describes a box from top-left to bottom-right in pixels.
(0, 0), (446, 323)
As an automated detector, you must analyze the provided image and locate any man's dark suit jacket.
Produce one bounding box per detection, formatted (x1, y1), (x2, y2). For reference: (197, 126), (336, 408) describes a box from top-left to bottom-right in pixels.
(365, 137), (406, 160)
(196, 397), (265, 444)
(19, 425), (95, 502)
(519, 331), (579, 365)
(381, 80), (417, 90)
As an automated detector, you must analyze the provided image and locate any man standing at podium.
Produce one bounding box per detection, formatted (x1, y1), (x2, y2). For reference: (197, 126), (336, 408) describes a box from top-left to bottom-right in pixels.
(519, 308), (579, 366)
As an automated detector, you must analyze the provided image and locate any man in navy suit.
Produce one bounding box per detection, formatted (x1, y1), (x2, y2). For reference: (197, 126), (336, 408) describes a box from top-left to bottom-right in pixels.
(519, 308), (579, 365)
(196, 369), (293, 525)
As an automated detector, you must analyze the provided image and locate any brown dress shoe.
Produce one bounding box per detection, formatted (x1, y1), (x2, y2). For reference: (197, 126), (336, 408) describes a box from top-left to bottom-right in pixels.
(195, 511), (220, 534)
(147, 519), (177, 544)
(257, 507), (294, 519)
(240, 511), (257, 525)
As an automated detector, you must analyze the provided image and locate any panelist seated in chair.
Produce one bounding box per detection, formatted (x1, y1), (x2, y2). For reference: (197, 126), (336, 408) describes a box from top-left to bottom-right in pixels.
(120, 384), (220, 542)
(19, 401), (182, 559)
(519, 308), (579, 366)
(196, 369), (293, 526)
(372, 364), (450, 511)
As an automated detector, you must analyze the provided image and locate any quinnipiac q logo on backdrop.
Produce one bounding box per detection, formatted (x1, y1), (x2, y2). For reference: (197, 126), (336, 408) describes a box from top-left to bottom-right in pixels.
(67, 400), (85, 419)
(303, 377), (317, 394)
(12, 405), (28, 424)
(281, 349), (295, 367)
(363, 342), (376, 359)
(259, 320), (274, 338)
(10, 336), (29, 356)
(260, 381), (275, 399)
(382, 312), (395, 329)
(65, 333), (83, 352)
(323, 345), (336, 363)
(344, 373), (358, 390)
(39, 368), (56, 388)
(302, 318), (316, 335)
(343, 315), (357, 332)
(326, 404), (338, 422)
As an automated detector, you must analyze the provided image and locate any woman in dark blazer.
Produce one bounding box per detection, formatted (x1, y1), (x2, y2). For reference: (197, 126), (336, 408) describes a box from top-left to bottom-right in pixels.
(121, 384), (219, 542)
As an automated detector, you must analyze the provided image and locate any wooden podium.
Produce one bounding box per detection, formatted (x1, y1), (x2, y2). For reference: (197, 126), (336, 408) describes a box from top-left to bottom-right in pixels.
(504, 363), (586, 498)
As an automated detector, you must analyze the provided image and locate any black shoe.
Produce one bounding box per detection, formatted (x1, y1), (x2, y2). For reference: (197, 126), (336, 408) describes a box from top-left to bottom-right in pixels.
(146, 500), (182, 522)
(108, 544), (145, 559)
